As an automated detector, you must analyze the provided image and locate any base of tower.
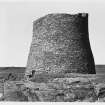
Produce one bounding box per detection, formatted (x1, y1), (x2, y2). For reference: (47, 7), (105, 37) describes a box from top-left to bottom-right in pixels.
(1, 73), (105, 102)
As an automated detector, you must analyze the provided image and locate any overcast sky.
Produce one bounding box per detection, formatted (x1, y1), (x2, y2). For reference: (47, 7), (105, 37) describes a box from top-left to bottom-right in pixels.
(0, 0), (105, 67)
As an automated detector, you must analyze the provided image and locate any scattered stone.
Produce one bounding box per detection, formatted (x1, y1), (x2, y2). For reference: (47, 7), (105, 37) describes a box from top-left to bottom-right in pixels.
(2, 76), (105, 102)
(24, 76), (98, 102)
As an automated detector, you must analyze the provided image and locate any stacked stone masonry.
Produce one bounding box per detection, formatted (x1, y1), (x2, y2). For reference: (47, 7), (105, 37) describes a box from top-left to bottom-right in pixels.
(25, 13), (96, 80)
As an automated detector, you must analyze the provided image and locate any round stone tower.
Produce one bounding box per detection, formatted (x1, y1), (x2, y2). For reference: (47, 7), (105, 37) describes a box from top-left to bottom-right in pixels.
(25, 13), (96, 80)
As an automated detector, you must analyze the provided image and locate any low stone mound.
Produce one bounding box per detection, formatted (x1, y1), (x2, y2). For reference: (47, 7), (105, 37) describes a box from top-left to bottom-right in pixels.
(24, 76), (97, 102)
(1, 74), (105, 102)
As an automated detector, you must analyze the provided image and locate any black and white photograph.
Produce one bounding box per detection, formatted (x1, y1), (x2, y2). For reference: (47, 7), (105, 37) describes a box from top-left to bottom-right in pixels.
(0, 0), (105, 102)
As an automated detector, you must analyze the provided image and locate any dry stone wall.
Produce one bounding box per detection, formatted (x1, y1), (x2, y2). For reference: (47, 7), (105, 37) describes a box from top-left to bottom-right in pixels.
(25, 13), (96, 80)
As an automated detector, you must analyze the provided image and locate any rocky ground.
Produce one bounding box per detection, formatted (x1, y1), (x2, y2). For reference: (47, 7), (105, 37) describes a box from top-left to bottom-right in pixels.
(0, 73), (105, 102)
(0, 66), (105, 102)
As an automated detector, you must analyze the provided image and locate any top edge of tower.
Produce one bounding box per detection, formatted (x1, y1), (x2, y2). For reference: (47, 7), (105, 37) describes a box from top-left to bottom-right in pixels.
(45, 13), (88, 17)
(33, 13), (88, 24)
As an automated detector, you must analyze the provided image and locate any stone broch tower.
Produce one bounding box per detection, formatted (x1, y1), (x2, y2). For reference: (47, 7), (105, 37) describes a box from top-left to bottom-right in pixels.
(25, 13), (96, 80)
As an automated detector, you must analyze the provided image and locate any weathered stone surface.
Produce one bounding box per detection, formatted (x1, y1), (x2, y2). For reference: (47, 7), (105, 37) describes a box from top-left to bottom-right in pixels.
(25, 13), (95, 80)
(3, 90), (28, 101)
(24, 76), (98, 102)
(95, 83), (105, 102)
(2, 81), (28, 101)
(2, 74), (105, 102)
